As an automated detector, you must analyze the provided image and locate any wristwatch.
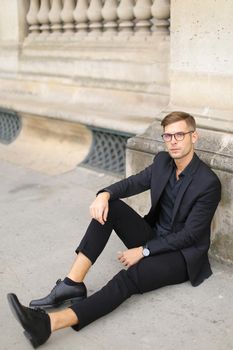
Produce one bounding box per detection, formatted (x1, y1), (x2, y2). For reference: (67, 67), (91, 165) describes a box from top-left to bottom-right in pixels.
(142, 245), (150, 257)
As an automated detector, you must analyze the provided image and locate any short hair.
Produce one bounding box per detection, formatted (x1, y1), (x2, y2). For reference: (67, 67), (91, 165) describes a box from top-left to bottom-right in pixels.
(161, 111), (196, 130)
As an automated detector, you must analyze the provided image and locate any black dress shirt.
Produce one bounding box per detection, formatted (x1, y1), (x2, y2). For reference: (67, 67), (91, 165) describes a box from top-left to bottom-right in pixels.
(154, 157), (195, 238)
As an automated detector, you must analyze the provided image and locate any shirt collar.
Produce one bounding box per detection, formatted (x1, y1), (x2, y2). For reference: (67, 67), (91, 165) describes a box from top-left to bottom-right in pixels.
(172, 153), (197, 178)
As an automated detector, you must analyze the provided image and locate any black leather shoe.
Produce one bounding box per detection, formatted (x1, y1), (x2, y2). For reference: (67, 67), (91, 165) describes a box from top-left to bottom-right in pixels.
(7, 293), (51, 348)
(29, 279), (87, 309)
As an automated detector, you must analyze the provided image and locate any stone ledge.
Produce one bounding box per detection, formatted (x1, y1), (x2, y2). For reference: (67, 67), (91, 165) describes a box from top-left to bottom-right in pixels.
(0, 94), (154, 135)
(22, 35), (170, 61)
(127, 120), (233, 173)
(0, 75), (169, 135)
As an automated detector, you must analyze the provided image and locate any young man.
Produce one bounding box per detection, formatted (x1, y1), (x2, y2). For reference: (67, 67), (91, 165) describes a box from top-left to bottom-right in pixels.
(7, 112), (221, 348)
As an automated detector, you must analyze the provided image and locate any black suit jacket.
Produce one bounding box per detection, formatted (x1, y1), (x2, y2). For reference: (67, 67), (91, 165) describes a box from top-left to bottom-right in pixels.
(104, 152), (221, 286)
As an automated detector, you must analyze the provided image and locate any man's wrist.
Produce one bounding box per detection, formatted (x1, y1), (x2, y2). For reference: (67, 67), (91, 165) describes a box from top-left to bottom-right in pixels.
(139, 246), (144, 257)
(142, 245), (150, 257)
(98, 191), (110, 200)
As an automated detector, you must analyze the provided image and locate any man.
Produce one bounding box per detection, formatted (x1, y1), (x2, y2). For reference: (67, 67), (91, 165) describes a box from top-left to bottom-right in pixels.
(7, 112), (221, 348)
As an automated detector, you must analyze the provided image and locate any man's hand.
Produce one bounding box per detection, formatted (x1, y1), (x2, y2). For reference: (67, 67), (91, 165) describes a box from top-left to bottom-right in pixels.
(118, 247), (144, 268)
(89, 192), (110, 225)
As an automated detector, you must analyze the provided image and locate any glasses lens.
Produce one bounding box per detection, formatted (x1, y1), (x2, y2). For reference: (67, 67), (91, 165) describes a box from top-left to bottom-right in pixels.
(162, 134), (171, 142)
(175, 132), (185, 141)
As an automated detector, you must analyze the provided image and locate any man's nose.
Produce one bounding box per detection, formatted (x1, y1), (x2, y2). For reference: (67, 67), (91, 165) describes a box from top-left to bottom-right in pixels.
(170, 135), (178, 143)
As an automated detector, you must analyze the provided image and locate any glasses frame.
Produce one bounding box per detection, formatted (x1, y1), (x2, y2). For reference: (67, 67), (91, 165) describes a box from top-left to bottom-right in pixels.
(161, 130), (195, 142)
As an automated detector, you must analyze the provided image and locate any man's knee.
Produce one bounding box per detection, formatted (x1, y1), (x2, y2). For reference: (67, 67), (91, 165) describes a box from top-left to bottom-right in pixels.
(107, 199), (126, 219)
(111, 268), (140, 300)
(108, 199), (123, 210)
(108, 198), (134, 212)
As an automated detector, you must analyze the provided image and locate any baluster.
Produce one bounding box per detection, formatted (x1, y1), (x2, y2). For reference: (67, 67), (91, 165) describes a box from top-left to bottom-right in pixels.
(117, 0), (135, 36)
(61, 0), (76, 35)
(151, 0), (170, 35)
(87, 0), (103, 36)
(37, 0), (51, 36)
(102, 0), (118, 36)
(49, 0), (63, 36)
(73, 0), (89, 37)
(26, 0), (40, 37)
(134, 0), (152, 35)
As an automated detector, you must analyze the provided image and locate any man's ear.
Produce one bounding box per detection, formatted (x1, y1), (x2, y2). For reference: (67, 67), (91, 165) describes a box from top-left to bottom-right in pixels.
(192, 131), (198, 144)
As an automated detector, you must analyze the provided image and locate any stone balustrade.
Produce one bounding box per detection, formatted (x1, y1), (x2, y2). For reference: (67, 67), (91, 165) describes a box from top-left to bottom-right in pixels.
(25, 0), (170, 39)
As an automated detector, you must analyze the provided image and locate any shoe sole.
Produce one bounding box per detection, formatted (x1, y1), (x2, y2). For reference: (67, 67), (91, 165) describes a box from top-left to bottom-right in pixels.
(7, 293), (39, 348)
(24, 330), (39, 349)
(29, 295), (86, 309)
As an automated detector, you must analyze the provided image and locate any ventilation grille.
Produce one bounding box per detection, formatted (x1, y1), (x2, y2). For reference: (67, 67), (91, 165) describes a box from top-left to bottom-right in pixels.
(0, 108), (22, 144)
(82, 127), (132, 175)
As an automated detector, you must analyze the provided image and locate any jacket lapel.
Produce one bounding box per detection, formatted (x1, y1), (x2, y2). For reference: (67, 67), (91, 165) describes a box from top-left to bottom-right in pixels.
(171, 175), (192, 225)
(151, 160), (173, 207)
(171, 153), (201, 224)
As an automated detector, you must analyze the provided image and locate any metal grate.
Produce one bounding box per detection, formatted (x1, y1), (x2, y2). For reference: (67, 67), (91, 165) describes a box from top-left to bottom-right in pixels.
(0, 108), (22, 144)
(82, 127), (133, 175)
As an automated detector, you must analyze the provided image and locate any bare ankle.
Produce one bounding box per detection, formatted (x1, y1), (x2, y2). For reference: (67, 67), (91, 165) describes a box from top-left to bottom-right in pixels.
(48, 309), (79, 332)
(67, 253), (92, 283)
(48, 314), (56, 332)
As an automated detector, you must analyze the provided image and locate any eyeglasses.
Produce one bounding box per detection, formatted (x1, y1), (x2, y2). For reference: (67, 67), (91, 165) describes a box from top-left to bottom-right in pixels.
(161, 131), (195, 142)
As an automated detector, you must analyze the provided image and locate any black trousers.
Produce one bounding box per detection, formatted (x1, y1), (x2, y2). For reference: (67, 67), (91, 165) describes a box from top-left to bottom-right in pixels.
(70, 200), (188, 331)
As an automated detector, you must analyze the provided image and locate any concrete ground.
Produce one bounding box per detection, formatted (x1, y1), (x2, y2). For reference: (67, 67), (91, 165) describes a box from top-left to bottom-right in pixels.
(1, 160), (233, 350)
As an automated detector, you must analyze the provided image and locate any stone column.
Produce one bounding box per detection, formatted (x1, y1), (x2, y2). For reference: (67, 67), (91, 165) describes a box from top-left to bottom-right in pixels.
(87, 0), (103, 36)
(151, 0), (170, 35)
(26, 0), (40, 37)
(117, 0), (135, 36)
(134, 0), (152, 35)
(61, 0), (76, 35)
(49, 0), (63, 36)
(102, 0), (118, 36)
(73, 0), (89, 37)
(37, 0), (51, 37)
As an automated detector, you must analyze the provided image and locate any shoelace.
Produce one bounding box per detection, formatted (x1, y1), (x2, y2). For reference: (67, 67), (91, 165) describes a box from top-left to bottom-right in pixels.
(48, 278), (62, 295)
(56, 279), (62, 285)
(34, 307), (46, 314)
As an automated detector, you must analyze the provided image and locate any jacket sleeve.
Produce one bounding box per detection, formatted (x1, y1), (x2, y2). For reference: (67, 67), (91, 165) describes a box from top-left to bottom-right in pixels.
(97, 161), (154, 200)
(147, 178), (221, 255)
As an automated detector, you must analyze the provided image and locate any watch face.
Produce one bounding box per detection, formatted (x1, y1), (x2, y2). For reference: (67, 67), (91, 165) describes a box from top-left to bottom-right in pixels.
(143, 248), (150, 257)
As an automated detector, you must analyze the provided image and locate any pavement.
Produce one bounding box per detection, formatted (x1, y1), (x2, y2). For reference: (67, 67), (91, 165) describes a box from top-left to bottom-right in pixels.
(1, 160), (233, 350)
